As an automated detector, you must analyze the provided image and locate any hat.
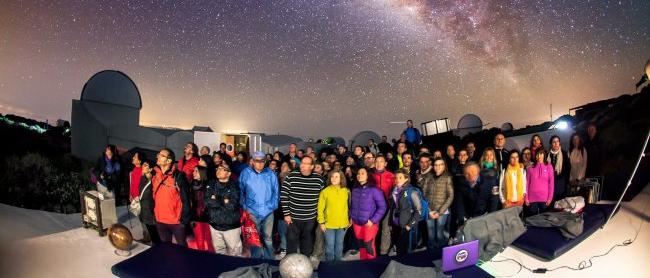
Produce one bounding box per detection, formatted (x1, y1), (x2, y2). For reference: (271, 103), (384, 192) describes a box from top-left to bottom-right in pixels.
(252, 151), (266, 160)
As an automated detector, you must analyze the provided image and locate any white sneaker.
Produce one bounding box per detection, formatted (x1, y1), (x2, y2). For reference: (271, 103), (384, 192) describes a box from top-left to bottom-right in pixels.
(275, 250), (286, 260)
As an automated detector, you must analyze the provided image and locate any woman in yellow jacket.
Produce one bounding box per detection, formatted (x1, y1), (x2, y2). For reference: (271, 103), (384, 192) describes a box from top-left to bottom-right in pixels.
(317, 170), (351, 261)
(499, 151), (527, 208)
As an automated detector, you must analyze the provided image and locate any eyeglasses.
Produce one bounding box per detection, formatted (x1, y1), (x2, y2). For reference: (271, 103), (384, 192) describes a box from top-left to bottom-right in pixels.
(253, 159), (265, 163)
(217, 167), (231, 172)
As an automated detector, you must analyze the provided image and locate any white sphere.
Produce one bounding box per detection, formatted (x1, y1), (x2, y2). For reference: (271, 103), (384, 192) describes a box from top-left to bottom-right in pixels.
(279, 253), (313, 278)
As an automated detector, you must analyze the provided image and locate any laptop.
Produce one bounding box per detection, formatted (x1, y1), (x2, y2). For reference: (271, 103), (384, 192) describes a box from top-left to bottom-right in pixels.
(441, 240), (480, 272)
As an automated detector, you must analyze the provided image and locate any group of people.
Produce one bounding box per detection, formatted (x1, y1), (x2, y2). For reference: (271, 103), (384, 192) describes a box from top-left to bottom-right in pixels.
(92, 120), (604, 262)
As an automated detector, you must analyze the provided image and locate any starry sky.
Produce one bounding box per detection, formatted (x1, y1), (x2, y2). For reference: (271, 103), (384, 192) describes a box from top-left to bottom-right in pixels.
(1, 0), (648, 140)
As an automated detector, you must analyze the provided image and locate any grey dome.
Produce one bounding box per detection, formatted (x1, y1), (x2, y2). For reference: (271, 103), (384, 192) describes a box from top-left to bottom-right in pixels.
(81, 70), (142, 109)
(351, 130), (380, 146)
(501, 122), (513, 131)
(457, 114), (483, 129)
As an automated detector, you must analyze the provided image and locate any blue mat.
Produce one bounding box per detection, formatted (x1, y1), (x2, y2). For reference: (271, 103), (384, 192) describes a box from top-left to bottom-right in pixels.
(511, 204), (617, 261)
(112, 243), (492, 277)
(318, 250), (492, 278)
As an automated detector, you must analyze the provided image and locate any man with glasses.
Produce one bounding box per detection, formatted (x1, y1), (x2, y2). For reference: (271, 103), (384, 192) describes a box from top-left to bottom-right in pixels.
(363, 152), (376, 169)
(239, 151), (279, 259)
(205, 164), (242, 256)
(152, 148), (191, 246)
(281, 156), (324, 256)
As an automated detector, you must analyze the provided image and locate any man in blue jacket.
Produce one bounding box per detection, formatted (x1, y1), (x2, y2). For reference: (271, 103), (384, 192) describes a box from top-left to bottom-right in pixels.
(403, 119), (422, 147)
(239, 151), (279, 259)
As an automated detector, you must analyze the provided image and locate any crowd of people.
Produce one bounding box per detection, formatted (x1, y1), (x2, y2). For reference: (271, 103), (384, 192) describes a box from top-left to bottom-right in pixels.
(92, 120), (604, 262)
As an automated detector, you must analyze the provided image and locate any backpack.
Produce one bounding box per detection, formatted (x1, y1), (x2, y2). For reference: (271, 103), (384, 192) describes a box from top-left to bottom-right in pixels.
(406, 186), (429, 221)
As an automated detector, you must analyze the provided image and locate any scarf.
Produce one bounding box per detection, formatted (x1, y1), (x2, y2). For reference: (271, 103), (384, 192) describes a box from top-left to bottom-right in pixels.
(505, 164), (524, 202)
(420, 166), (432, 175)
(548, 149), (563, 175)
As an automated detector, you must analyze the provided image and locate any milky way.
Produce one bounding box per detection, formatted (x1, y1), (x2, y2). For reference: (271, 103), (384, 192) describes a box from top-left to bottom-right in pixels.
(393, 0), (531, 77)
(0, 0), (648, 140)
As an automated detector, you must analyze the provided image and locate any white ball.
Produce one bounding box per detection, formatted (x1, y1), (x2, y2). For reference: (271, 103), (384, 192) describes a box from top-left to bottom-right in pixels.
(279, 253), (313, 278)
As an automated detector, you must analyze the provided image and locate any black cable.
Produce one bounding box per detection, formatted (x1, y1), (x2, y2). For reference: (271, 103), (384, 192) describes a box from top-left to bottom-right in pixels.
(488, 199), (649, 276)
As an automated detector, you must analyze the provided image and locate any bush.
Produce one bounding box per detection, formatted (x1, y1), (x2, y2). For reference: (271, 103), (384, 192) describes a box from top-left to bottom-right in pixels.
(0, 153), (93, 213)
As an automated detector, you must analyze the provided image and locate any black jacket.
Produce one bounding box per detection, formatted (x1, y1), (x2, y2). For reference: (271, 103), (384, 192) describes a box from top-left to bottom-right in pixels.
(481, 166), (501, 212)
(204, 179), (241, 231)
(93, 156), (121, 191)
(388, 153), (410, 173)
(547, 150), (572, 183)
(138, 176), (156, 225)
(494, 148), (510, 172)
(389, 185), (422, 228)
(457, 176), (491, 218)
(378, 142), (394, 156)
(585, 136), (603, 177)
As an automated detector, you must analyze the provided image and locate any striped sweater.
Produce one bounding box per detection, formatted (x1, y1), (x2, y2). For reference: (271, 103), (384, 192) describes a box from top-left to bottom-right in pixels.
(281, 171), (325, 221)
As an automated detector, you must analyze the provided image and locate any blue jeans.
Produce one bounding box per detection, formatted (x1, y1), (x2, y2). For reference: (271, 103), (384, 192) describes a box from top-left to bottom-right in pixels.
(426, 214), (449, 253)
(277, 220), (287, 250)
(324, 228), (346, 261)
(250, 213), (274, 259)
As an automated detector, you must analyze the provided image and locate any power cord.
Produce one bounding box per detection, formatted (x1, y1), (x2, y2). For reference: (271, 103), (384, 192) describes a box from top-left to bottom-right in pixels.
(485, 199), (649, 276)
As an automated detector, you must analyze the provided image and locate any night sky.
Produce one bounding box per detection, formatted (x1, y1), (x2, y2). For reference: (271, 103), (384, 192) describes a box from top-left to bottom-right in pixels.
(1, 0), (648, 140)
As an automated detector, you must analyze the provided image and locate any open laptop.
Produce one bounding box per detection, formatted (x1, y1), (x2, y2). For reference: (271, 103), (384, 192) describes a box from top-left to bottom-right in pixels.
(441, 240), (480, 272)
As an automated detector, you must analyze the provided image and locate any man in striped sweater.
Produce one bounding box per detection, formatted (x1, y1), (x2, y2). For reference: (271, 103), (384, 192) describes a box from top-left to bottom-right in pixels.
(281, 156), (325, 256)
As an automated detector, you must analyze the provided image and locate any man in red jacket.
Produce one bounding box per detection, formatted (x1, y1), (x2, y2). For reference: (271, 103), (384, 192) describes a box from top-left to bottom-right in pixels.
(372, 155), (395, 255)
(153, 148), (191, 246)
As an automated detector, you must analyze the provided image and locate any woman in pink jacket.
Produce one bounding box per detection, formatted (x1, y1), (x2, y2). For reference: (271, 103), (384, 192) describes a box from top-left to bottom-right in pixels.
(525, 148), (554, 216)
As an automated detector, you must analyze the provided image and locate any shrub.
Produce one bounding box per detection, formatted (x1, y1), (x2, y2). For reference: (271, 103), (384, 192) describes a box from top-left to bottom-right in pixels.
(0, 153), (93, 213)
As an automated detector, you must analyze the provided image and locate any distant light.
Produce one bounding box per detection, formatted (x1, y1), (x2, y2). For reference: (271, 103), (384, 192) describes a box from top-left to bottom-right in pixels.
(555, 121), (569, 130)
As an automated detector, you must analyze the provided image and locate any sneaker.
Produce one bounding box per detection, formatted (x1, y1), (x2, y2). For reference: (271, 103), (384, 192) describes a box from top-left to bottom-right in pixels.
(310, 256), (320, 269)
(275, 249), (286, 260)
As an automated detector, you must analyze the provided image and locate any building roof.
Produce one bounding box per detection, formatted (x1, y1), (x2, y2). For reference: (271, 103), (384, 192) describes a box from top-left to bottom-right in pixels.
(192, 126), (213, 132)
(143, 126), (189, 137)
(262, 135), (303, 147)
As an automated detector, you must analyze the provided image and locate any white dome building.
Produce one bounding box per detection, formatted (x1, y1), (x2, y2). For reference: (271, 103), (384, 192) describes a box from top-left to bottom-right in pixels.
(453, 114), (483, 138)
(71, 70), (193, 161)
